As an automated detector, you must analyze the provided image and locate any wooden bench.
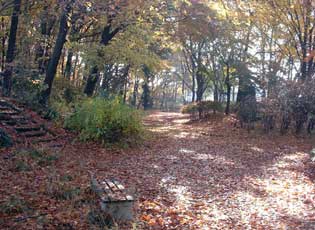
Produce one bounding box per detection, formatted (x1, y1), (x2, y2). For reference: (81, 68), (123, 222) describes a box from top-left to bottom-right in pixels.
(91, 177), (134, 221)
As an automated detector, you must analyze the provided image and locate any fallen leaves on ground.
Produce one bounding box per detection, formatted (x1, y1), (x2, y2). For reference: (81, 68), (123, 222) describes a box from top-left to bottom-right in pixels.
(1, 111), (315, 229)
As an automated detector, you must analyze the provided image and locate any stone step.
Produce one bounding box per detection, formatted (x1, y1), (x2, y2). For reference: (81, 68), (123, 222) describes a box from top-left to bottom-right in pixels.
(0, 115), (26, 122)
(15, 125), (41, 133)
(4, 119), (28, 126)
(22, 130), (46, 138)
(0, 106), (12, 111)
(31, 136), (57, 143)
(0, 111), (20, 116)
(0, 100), (23, 113)
(0, 100), (12, 107)
(0, 100), (16, 109)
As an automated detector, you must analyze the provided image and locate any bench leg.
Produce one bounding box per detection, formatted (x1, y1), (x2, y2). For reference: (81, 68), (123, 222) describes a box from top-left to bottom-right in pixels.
(100, 201), (134, 221)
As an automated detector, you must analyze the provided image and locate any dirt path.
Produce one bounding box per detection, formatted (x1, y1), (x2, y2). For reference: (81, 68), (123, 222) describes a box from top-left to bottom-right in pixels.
(136, 112), (315, 229)
(1, 111), (315, 229)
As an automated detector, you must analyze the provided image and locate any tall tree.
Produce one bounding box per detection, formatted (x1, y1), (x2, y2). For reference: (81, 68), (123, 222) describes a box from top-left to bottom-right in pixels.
(39, 0), (74, 106)
(83, 21), (121, 96)
(2, 0), (21, 96)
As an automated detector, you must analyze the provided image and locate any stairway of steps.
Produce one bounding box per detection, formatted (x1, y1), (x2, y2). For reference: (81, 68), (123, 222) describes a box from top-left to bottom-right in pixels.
(0, 98), (58, 145)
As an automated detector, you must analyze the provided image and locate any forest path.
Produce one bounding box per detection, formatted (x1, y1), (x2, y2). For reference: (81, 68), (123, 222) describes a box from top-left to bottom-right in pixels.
(1, 111), (315, 229)
(135, 111), (315, 229)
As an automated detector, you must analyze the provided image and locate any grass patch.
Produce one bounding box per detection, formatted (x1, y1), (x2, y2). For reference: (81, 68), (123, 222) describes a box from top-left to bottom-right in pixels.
(52, 186), (81, 200)
(46, 176), (81, 201)
(14, 148), (59, 168)
(13, 160), (32, 172)
(0, 196), (31, 215)
(60, 174), (73, 182)
(87, 208), (115, 229)
(37, 155), (59, 167)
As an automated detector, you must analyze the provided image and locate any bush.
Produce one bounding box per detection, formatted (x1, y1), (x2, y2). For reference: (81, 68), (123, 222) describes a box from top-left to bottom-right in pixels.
(181, 103), (198, 115)
(181, 101), (224, 119)
(258, 80), (315, 134)
(237, 95), (257, 129)
(199, 101), (224, 114)
(45, 77), (85, 121)
(64, 98), (143, 145)
(258, 98), (278, 132)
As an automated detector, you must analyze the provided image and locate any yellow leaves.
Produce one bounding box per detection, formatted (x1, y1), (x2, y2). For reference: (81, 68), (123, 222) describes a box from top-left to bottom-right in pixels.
(84, 2), (92, 8)
(141, 214), (151, 221)
(141, 201), (165, 227)
(209, 2), (228, 18)
(143, 200), (161, 211)
(149, 6), (155, 12)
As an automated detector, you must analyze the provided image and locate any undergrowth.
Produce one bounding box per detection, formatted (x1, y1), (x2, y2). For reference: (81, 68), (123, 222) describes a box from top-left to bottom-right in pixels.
(64, 97), (143, 146)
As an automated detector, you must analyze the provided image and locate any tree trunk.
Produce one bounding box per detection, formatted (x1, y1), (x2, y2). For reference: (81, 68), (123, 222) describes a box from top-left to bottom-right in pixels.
(174, 82), (177, 104)
(60, 50), (65, 75)
(181, 79), (186, 104)
(196, 71), (204, 102)
(214, 84), (218, 102)
(131, 77), (139, 107)
(141, 66), (152, 110)
(39, 1), (74, 106)
(2, 0), (21, 97)
(142, 82), (152, 110)
(225, 64), (231, 115)
(192, 74), (195, 102)
(1, 17), (6, 72)
(123, 78), (128, 104)
(36, 7), (56, 75)
(64, 49), (73, 79)
(83, 24), (121, 96)
(84, 66), (99, 97)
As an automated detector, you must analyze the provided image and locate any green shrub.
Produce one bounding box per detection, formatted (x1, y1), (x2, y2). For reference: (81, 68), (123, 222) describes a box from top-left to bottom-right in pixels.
(64, 98), (143, 145)
(43, 107), (60, 120)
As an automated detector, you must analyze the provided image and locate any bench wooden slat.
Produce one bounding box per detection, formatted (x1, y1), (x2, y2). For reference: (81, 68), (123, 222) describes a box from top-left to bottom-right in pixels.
(113, 180), (125, 190)
(102, 180), (122, 202)
(106, 179), (118, 191)
(100, 180), (116, 202)
(91, 176), (134, 221)
(92, 176), (134, 202)
(112, 180), (133, 201)
(105, 179), (127, 201)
